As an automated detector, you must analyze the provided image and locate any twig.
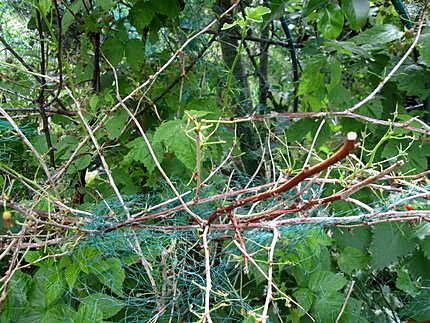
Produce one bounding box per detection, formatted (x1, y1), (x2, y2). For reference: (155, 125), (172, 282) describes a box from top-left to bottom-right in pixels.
(65, 87), (130, 218)
(262, 228), (279, 323)
(347, 18), (424, 113)
(103, 54), (203, 224)
(52, 1), (240, 184)
(202, 225), (213, 323)
(207, 132), (357, 223)
(280, 16), (300, 112)
(233, 240), (316, 322)
(0, 106), (54, 185)
(335, 281), (356, 323)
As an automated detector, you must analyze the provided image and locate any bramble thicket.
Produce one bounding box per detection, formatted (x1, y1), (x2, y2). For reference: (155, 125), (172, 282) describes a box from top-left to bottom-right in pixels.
(0, 0), (429, 322)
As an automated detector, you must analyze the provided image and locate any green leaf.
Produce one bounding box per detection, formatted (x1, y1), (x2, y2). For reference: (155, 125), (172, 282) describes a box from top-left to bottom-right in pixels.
(341, 0), (369, 30)
(30, 267), (65, 308)
(41, 305), (75, 323)
(395, 64), (430, 98)
(89, 95), (99, 111)
(332, 227), (371, 251)
(62, 0), (83, 32)
(419, 237), (430, 259)
(293, 288), (315, 314)
(312, 291), (344, 321)
(96, 0), (114, 11)
(102, 39), (124, 65)
(303, 0), (329, 16)
(153, 0), (179, 18)
(74, 155), (92, 171)
(286, 119), (318, 142)
(125, 39), (145, 69)
(369, 223), (416, 270)
(350, 24), (403, 45)
(317, 4), (344, 39)
(406, 251), (430, 281)
(130, 0), (155, 30)
(75, 247), (100, 274)
(415, 223), (430, 240)
(419, 34), (430, 67)
(74, 303), (104, 323)
(105, 110), (129, 139)
(31, 134), (57, 155)
(337, 247), (370, 274)
(93, 257), (125, 296)
(154, 119), (196, 171)
(38, 0), (52, 17)
(82, 293), (124, 319)
(401, 290), (430, 321)
(24, 250), (41, 264)
(396, 268), (418, 296)
(222, 21), (238, 30)
(245, 6), (271, 23)
(124, 136), (162, 173)
(308, 271), (347, 294)
(64, 262), (80, 289)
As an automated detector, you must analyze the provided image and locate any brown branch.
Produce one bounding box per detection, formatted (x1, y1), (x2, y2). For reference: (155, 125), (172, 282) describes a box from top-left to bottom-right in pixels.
(242, 160), (404, 223)
(120, 210), (430, 232)
(206, 132), (358, 223)
(36, 11), (55, 167)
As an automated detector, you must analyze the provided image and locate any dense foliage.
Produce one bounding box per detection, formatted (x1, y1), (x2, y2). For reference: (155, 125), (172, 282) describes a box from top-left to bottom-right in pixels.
(0, 0), (429, 322)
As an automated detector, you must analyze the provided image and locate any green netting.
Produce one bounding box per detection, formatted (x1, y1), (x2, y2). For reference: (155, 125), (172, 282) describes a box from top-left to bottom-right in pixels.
(50, 179), (429, 322)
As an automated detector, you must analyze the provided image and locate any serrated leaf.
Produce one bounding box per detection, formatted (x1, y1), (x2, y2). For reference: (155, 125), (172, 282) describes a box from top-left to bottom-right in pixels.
(89, 95), (99, 111)
(396, 268), (418, 296)
(401, 290), (430, 321)
(369, 223), (416, 270)
(312, 291), (344, 321)
(419, 34), (430, 67)
(102, 39), (124, 65)
(76, 247), (100, 274)
(125, 39), (145, 69)
(350, 24), (403, 45)
(130, 0), (155, 30)
(64, 263), (80, 289)
(337, 247), (370, 274)
(153, 120), (195, 171)
(93, 258), (125, 296)
(124, 136), (162, 173)
(308, 271), (347, 294)
(293, 288), (315, 314)
(317, 4), (344, 39)
(105, 110), (128, 139)
(153, 0), (179, 18)
(341, 0), (369, 30)
(74, 303), (104, 323)
(31, 267), (65, 308)
(419, 237), (430, 259)
(24, 250), (41, 264)
(82, 293), (124, 319)
(74, 155), (92, 171)
(395, 64), (430, 98)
